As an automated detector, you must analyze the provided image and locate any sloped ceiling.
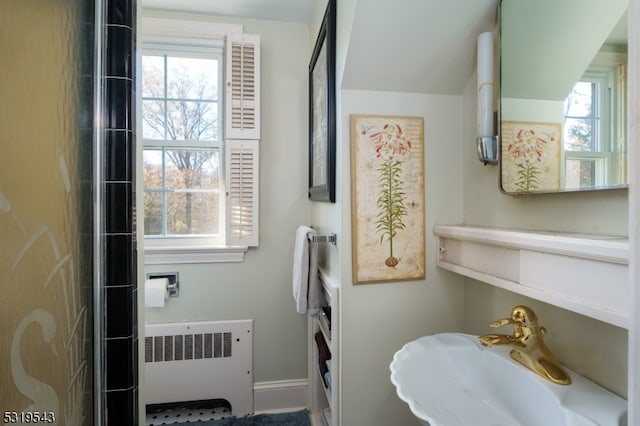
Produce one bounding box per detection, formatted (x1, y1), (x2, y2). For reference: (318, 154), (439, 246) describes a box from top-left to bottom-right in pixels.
(142, 0), (315, 24)
(341, 0), (499, 95)
(502, 0), (627, 101)
(142, 0), (499, 95)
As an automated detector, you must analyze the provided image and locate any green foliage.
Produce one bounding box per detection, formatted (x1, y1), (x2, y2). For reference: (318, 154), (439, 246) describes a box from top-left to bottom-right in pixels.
(376, 159), (407, 251)
(142, 55), (220, 235)
(515, 163), (541, 192)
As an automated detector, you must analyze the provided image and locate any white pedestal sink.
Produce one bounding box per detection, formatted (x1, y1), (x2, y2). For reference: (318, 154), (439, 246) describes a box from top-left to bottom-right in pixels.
(390, 333), (627, 426)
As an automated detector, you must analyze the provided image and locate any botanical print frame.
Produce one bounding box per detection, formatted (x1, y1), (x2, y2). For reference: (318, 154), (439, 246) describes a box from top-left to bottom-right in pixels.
(350, 114), (425, 284)
(308, 0), (336, 202)
(501, 121), (562, 193)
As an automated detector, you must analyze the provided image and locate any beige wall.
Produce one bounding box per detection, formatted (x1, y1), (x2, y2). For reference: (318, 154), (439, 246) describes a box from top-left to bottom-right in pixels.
(142, 11), (312, 383)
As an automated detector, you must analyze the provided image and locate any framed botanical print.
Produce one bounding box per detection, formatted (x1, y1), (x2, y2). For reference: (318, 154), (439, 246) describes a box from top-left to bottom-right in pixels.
(350, 114), (425, 284)
(501, 121), (562, 193)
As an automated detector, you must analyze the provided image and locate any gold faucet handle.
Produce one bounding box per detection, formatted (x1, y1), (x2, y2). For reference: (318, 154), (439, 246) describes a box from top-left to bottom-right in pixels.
(489, 318), (514, 328)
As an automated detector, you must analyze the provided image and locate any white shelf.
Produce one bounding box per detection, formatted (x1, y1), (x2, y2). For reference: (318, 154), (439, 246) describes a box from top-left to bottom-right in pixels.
(318, 311), (331, 344)
(318, 362), (331, 402)
(434, 225), (629, 328)
(309, 269), (339, 426)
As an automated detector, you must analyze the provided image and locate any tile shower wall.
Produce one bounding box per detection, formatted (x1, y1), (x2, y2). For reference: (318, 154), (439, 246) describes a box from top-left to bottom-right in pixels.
(104, 0), (138, 424)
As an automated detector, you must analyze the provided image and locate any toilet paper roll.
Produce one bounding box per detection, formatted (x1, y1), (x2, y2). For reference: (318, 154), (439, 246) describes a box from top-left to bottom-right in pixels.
(145, 278), (169, 308)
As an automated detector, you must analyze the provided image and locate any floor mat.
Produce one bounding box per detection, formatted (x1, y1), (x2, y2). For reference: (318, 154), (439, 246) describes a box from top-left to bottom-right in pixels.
(178, 409), (311, 426)
(147, 400), (231, 425)
(147, 401), (310, 426)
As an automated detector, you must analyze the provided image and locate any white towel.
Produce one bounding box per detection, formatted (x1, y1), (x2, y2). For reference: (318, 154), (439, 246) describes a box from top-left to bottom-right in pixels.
(292, 225), (320, 315)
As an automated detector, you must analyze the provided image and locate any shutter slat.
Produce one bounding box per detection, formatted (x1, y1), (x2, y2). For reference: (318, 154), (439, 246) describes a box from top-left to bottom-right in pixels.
(226, 139), (259, 246)
(226, 34), (260, 139)
(224, 33), (259, 246)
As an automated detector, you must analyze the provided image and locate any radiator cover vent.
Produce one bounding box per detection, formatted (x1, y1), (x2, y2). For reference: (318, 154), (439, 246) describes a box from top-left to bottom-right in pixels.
(144, 320), (253, 416)
(145, 332), (233, 363)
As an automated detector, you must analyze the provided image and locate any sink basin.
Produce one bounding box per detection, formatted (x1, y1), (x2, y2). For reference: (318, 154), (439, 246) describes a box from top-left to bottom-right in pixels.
(390, 333), (627, 426)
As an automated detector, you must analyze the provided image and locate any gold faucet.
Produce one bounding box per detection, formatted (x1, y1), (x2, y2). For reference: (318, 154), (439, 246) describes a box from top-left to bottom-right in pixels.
(478, 305), (572, 385)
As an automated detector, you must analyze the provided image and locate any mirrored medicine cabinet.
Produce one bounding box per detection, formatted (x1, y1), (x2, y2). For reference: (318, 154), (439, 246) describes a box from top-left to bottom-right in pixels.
(500, 0), (628, 195)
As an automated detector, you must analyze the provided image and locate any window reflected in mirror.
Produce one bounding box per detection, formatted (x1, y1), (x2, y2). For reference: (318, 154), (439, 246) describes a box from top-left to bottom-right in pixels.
(563, 61), (626, 190)
(499, 0), (628, 195)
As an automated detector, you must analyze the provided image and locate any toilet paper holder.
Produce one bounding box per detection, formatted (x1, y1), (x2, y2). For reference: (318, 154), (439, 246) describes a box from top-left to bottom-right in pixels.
(146, 272), (180, 297)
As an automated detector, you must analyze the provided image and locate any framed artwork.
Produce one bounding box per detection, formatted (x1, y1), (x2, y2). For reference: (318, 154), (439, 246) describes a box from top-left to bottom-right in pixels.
(308, 0), (336, 202)
(501, 121), (562, 193)
(350, 114), (425, 284)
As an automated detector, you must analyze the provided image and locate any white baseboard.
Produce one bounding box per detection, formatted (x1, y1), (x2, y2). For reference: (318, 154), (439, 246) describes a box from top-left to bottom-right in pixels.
(253, 379), (309, 414)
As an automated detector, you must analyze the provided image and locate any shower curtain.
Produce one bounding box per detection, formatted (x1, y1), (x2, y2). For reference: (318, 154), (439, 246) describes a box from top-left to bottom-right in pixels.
(0, 1), (97, 424)
(1, 0), (138, 423)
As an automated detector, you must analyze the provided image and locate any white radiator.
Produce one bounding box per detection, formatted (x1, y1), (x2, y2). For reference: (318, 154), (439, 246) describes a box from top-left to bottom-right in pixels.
(144, 319), (254, 416)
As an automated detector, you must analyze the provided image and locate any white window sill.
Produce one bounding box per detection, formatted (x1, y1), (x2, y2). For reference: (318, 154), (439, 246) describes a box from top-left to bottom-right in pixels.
(144, 244), (248, 264)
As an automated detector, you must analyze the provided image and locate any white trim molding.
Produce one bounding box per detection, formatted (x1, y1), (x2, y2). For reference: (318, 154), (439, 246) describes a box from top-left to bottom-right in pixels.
(144, 245), (248, 264)
(142, 17), (243, 40)
(627, 0), (640, 422)
(434, 225), (629, 328)
(253, 379), (309, 414)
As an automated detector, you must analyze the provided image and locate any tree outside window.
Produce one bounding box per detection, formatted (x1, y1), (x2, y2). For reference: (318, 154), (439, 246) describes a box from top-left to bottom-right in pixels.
(142, 50), (223, 237)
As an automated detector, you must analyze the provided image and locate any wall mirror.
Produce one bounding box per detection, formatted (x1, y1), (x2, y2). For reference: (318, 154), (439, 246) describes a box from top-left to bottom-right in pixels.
(500, 0), (628, 194)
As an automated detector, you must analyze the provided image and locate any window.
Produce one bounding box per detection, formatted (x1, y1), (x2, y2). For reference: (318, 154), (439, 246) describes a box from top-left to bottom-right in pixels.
(142, 46), (224, 239)
(141, 19), (260, 263)
(563, 63), (625, 189)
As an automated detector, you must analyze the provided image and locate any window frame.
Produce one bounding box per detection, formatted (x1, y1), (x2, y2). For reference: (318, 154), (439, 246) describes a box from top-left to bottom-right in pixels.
(140, 18), (251, 264)
(142, 43), (226, 243)
(562, 63), (623, 189)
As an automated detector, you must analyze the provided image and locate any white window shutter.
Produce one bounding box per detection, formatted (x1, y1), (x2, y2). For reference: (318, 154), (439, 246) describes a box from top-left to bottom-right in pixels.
(226, 33), (260, 140)
(226, 139), (259, 247)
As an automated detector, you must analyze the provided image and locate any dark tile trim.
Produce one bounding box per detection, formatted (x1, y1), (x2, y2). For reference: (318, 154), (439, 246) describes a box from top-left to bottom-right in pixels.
(105, 182), (132, 234)
(105, 285), (134, 338)
(106, 25), (133, 78)
(103, 0), (137, 424)
(105, 388), (136, 424)
(105, 337), (134, 390)
(105, 130), (132, 182)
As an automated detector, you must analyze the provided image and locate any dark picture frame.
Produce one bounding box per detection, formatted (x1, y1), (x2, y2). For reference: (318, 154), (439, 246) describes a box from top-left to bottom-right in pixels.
(308, 0), (336, 202)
